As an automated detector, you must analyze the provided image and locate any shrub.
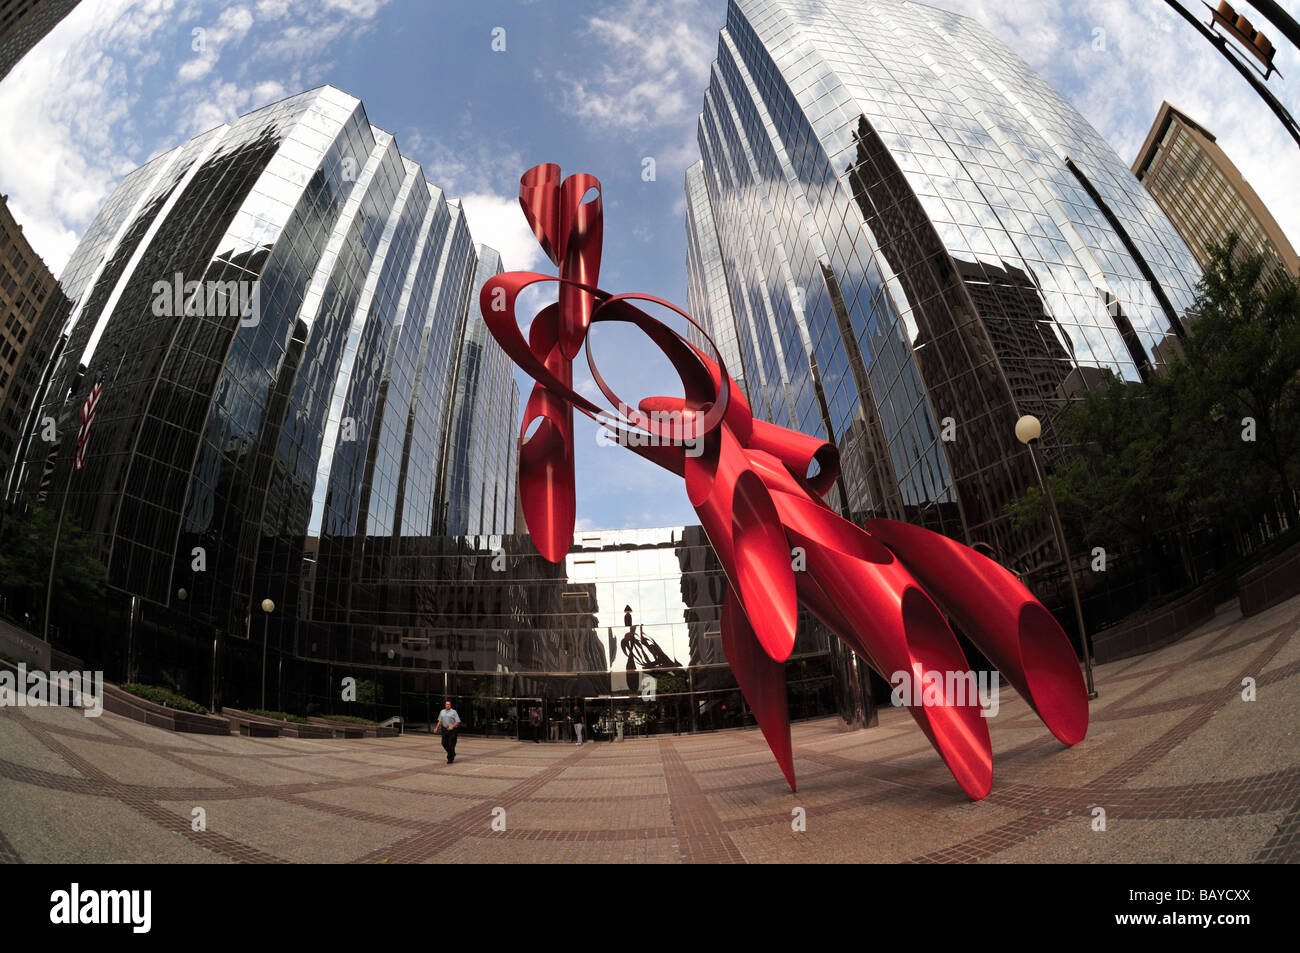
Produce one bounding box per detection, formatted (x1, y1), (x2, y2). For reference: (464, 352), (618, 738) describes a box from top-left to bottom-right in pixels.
(317, 713), (378, 725)
(247, 708), (310, 724)
(121, 683), (208, 714)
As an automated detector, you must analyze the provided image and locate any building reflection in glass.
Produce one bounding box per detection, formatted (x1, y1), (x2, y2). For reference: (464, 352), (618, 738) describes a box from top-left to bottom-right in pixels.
(275, 525), (838, 738)
(685, 0), (1203, 582)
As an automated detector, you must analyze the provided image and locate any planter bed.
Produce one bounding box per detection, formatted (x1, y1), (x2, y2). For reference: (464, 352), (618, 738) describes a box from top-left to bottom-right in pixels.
(1092, 585), (1217, 664)
(103, 683), (232, 735)
(306, 716), (399, 738)
(220, 707), (334, 739)
(1237, 539), (1300, 617)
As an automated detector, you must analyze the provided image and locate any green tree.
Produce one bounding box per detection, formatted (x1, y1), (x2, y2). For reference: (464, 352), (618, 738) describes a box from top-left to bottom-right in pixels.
(354, 678), (383, 705)
(1006, 369), (1189, 597)
(1177, 235), (1300, 529)
(1006, 234), (1300, 593)
(0, 506), (108, 624)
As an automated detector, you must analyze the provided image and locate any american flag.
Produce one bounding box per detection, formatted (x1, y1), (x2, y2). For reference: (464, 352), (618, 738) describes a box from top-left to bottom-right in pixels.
(73, 366), (107, 471)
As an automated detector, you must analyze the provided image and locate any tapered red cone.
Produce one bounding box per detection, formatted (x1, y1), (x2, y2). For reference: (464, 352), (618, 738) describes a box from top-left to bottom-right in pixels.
(721, 588), (795, 791)
(519, 418), (574, 564)
(793, 530), (993, 800)
(864, 519), (1089, 746)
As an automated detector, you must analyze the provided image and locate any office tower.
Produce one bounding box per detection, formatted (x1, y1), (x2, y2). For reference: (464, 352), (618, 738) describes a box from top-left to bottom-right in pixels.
(1134, 101), (1299, 289)
(8, 86), (518, 650)
(0, 194), (61, 474)
(441, 245), (519, 536)
(0, 0), (79, 80)
(684, 162), (747, 399)
(686, 0), (1204, 567)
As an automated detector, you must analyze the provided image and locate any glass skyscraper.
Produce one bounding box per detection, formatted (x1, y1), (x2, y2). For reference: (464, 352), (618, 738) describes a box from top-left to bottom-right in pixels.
(441, 245), (519, 537)
(686, 0), (1204, 569)
(2, 85), (843, 728)
(7, 86), (518, 651)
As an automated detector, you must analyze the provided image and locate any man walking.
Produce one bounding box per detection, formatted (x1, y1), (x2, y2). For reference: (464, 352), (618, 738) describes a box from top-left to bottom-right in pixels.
(436, 700), (461, 764)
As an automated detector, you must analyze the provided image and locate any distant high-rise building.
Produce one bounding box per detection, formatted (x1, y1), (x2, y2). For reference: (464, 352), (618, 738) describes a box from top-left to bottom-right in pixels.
(1133, 101), (1299, 288)
(0, 0), (79, 80)
(8, 86), (518, 646)
(0, 194), (62, 475)
(686, 0), (1203, 567)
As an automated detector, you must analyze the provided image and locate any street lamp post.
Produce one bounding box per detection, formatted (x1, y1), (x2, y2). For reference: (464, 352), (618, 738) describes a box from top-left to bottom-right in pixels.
(259, 598), (275, 709)
(1015, 415), (1097, 698)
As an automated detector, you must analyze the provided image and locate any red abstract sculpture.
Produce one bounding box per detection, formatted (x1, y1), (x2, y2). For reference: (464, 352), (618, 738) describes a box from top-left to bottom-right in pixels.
(482, 164), (1089, 799)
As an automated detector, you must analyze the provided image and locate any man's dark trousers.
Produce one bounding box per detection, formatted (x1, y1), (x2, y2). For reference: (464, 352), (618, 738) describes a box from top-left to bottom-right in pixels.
(441, 727), (458, 763)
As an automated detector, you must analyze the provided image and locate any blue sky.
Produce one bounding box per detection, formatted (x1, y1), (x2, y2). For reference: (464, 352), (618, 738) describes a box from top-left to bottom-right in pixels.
(1, 0), (1297, 530)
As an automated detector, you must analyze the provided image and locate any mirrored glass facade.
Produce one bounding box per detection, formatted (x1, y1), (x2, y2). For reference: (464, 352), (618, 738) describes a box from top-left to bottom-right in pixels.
(8, 86), (519, 659)
(441, 246), (519, 537)
(277, 526), (839, 736)
(686, 0), (1204, 569)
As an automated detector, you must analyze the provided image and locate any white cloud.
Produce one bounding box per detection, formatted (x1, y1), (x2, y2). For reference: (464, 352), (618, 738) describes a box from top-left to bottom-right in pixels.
(0, 0), (390, 275)
(459, 191), (547, 272)
(555, 0), (717, 133)
(254, 0), (291, 16)
(178, 5), (255, 83)
(550, 0), (718, 182)
(0, 0), (155, 273)
(934, 0), (1300, 255)
(401, 129), (525, 197)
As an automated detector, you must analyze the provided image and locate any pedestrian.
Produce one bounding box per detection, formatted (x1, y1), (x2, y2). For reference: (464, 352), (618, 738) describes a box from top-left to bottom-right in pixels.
(435, 700), (461, 764)
(530, 706), (542, 743)
(573, 707), (585, 745)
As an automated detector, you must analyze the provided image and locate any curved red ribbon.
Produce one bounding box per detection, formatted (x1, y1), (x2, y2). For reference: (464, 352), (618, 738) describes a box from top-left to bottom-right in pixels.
(481, 164), (1089, 798)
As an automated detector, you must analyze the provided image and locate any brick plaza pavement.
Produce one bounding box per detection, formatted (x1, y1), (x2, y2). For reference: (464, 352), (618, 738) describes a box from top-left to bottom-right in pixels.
(1, 594), (1297, 863)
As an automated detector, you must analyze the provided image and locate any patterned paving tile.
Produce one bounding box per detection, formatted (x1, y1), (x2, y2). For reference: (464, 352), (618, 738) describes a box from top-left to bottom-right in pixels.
(0, 597), (1296, 863)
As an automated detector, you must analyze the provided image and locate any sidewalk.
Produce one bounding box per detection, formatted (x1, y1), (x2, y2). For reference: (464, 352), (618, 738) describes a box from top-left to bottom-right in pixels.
(1, 595), (1296, 863)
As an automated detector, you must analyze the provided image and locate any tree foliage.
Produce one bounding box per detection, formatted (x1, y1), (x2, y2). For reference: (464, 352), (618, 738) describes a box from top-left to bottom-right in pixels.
(1008, 234), (1300, 583)
(1176, 235), (1300, 527)
(0, 506), (108, 622)
(1008, 368), (1183, 555)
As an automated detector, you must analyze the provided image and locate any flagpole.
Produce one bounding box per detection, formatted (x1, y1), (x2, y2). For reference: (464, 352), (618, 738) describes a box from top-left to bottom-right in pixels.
(41, 468), (71, 644)
(42, 360), (107, 645)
